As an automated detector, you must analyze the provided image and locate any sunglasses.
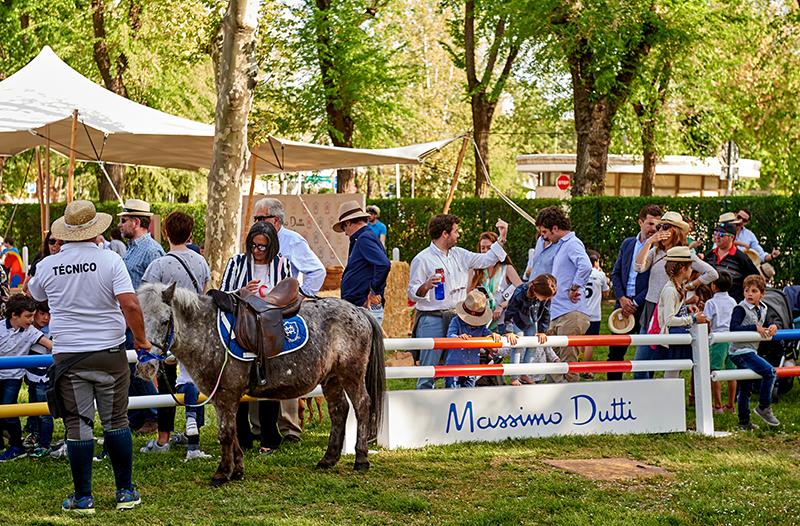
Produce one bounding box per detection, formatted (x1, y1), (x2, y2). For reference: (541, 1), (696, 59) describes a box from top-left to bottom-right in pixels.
(656, 224), (673, 231)
(714, 230), (733, 237)
(251, 243), (270, 252)
(48, 239), (63, 246)
(736, 215), (749, 223)
(253, 215), (277, 223)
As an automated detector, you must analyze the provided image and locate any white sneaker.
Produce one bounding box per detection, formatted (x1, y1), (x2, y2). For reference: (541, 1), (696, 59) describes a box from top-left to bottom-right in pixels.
(185, 417), (199, 437)
(139, 439), (170, 453)
(185, 449), (212, 461)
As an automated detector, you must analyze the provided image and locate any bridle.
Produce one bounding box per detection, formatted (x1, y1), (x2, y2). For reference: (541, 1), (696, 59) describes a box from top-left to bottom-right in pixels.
(136, 303), (229, 408)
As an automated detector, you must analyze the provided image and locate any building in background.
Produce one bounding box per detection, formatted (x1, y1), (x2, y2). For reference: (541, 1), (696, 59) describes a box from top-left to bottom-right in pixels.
(516, 154), (761, 198)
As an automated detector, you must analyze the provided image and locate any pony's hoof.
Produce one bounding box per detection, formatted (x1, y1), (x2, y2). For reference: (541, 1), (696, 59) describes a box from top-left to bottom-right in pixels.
(354, 461), (370, 472)
(315, 460), (335, 470)
(210, 476), (229, 488)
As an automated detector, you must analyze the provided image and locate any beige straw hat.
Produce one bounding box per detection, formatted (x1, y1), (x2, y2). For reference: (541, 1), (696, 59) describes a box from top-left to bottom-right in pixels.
(51, 201), (112, 242)
(658, 211), (690, 233)
(455, 289), (494, 326)
(608, 308), (635, 334)
(332, 200), (370, 233)
(665, 246), (693, 262)
(718, 212), (742, 224)
(118, 198), (153, 217)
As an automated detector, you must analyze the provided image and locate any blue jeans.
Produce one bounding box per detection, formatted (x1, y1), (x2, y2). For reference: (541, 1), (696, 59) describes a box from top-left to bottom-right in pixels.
(27, 381), (54, 447)
(367, 304), (384, 326)
(730, 352), (776, 423)
(510, 325), (536, 381)
(177, 383), (205, 428)
(0, 378), (23, 447)
(415, 314), (447, 389)
(445, 376), (476, 388)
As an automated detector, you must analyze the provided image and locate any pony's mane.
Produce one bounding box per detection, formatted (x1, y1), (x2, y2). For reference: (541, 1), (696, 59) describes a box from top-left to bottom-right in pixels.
(138, 282), (207, 316)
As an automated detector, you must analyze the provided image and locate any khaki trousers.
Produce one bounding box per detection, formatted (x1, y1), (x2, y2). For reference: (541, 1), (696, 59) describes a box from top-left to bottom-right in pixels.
(547, 311), (590, 383)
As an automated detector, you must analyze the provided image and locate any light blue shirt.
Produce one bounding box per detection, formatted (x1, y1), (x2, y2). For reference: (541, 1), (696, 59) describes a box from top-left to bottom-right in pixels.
(549, 232), (593, 320)
(736, 227), (766, 262)
(123, 233), (165, 290)
(528, 236), (559, 279)
(626, 233), (646, 298)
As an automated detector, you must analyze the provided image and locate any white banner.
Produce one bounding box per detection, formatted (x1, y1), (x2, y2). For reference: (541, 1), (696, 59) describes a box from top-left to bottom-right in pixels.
(377, 380), (686, 449)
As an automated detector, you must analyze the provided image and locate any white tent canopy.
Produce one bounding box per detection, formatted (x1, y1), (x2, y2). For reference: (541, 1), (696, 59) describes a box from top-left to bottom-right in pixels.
(0, 46), (458, 175)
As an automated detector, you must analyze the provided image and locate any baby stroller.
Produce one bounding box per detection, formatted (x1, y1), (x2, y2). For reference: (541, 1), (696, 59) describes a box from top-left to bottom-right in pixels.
(759, 288), (797, 399)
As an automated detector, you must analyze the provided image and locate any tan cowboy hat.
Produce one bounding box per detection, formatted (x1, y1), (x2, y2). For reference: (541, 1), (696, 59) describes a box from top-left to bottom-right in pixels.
(718, 212), (742, 224)
(608, 308), (635, 334)
(118, 198), (153, 217)
(51, 200), (113, 242)
(761, 262), (776, 280)
(665, 245), (693, 262)
(743, 248), (761, 267)
(455, 289), (494, 326)
(332, 200), (370, 233)
(658, 211), (690, 233)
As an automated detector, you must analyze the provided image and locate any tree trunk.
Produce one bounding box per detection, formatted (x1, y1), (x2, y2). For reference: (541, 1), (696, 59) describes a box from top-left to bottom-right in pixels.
(98, 163), (125, 201)
(91, 0), (129, 199)
(636, 103), (657, 196)
(205, 0), (261, 285)
(336, 168), (356, 193)
(472, 100), (493, 197)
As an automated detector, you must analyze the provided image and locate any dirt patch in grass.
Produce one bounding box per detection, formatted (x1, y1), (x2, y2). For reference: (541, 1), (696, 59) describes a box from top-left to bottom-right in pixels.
(542, 458), (671, 481)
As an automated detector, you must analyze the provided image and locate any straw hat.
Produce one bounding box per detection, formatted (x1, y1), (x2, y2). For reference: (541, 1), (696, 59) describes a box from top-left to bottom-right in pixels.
(665, 246), (693, 262)
(658, 211), (690, 233)
(743, 248), (760, 267)
(118, 198), (153, 217)
(608, 308), (635, 334)
(718, 212), (742, 224)
(366, 204), (380, 216)
(761, 262), (776, 280)
(332, 200), (370, 233)
(51, 200), (112, 242)
(454, 289), (493, 326)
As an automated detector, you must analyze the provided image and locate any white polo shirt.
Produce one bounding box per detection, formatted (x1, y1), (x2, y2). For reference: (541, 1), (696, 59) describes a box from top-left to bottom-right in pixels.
(0, 319), (44, 380)
(29, 242), (134, 354)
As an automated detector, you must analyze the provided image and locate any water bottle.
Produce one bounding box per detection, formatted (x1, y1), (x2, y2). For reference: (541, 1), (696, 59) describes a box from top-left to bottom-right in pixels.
(434, 268), (446, 301)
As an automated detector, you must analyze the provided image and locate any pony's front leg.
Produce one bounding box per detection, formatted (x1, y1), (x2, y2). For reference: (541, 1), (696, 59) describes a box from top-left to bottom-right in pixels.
(211, 398), (240, 487)
(343, 381), (371, 471)
(317, 381), (347, 469)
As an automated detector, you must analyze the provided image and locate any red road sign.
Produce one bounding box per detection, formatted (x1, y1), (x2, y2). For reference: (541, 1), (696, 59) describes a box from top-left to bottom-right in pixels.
(556, 174), (570, 191)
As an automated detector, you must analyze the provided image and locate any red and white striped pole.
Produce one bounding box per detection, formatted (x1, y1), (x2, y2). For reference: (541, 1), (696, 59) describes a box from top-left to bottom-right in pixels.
(383, 333), (691, 351)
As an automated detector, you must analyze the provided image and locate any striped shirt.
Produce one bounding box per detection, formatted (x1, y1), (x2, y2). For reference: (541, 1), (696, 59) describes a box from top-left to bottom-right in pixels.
(220, 253), (292, 294)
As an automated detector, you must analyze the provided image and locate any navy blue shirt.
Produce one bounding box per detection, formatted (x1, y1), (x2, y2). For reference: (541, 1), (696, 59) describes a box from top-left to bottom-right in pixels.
(340, 225), (391, 306)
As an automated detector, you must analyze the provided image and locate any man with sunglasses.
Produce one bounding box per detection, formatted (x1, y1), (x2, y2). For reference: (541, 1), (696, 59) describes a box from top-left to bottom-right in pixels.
(704, 221), (760, 302)
(731, 209), (780, 265)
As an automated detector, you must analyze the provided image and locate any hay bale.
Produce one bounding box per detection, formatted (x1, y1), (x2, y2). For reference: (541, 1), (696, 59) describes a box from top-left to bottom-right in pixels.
(383, 261), (412, 338)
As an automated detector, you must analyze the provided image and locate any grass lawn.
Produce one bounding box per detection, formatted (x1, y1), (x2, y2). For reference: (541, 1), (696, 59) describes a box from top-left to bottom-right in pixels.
(2, 302), (799, 525)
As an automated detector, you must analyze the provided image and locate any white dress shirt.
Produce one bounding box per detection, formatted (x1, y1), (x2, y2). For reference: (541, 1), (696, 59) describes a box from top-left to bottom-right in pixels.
(277, 227), (326, 295)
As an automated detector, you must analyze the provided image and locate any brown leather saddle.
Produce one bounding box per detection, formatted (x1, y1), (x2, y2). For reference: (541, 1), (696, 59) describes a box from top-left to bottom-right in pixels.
(209, 278), (303, 386)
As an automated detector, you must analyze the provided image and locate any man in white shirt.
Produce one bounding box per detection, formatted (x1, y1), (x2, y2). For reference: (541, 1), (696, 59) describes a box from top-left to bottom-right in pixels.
(408, 214), (509, 389)
(251, 198), (327, 441)
(29, 200), (151, 513)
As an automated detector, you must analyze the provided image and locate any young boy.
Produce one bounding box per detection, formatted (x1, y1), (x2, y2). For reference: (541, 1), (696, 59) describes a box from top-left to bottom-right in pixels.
(175, 366), (212, 461)
(729, 274), (780, 430)
(702, 271), (738, 414)
(581, 250), (609, 376)
(504, 274), (559, 385)
(0, 294), (52, 461)
(24, 301), (55, 457)
(444, 289), (502, 389)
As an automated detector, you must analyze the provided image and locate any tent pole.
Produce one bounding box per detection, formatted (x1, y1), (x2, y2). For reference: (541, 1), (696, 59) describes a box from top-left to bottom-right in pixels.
(35, 147), (45, 239)
(45, 129), (51, 228)
(66, 109), (78, 203)
(442, 133), (470, 214)
(244, 154), (258, 228)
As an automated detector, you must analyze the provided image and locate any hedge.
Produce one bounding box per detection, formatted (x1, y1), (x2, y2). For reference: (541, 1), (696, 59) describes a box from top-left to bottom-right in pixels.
(2, 195), (797, 284)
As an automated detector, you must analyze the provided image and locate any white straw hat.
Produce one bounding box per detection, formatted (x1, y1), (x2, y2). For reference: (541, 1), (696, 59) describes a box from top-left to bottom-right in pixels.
(608, 308), (635, 334)
(118, 198), (153, 217)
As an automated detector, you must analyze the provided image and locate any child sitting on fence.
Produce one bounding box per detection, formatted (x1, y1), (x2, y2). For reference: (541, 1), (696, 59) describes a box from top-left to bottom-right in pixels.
(504, 274), (559, 385)
(702, 270), (738, 414)
(23, 300), (55, 457)
(0, 294), (52, 462)
(651, 247), (708, 379)
(729, 274), (781, 429)
(444, 289), (503, 389)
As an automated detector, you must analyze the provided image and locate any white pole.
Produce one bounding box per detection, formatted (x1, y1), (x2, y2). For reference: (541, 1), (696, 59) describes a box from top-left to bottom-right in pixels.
(395, 164), (401, 198)
(691, 323), (715, 436)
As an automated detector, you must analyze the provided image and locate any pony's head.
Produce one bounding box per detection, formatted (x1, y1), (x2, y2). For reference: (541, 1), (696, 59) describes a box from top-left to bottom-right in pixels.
(136, 282), (203, 379)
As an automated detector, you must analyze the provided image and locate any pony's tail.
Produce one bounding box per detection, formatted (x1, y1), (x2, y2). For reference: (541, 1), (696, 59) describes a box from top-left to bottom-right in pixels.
(364, 311), (386, 440)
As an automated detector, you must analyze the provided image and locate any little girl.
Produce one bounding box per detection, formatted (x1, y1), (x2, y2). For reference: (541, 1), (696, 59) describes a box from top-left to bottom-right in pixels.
(504, 274), (559, 385)
(655, 246), (708, 378)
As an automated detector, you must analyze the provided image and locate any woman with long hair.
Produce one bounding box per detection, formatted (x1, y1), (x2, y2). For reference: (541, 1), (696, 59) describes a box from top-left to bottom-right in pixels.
(22, 231), (62, 291)
(468, 232), (523, 332)
(632, 211), (717, 377)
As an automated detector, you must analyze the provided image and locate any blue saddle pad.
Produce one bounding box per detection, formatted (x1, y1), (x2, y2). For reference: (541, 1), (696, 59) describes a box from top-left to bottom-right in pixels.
(217, 311), (309, 361)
